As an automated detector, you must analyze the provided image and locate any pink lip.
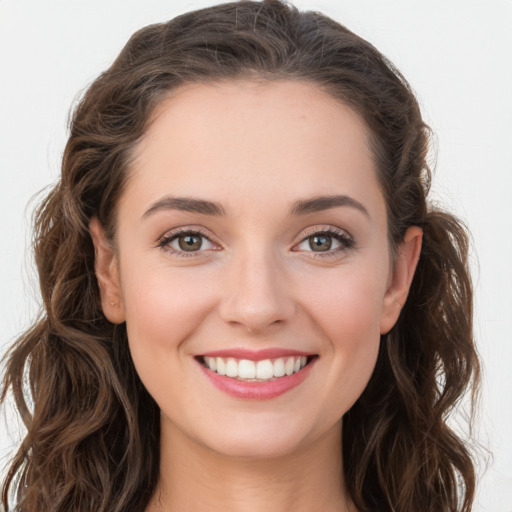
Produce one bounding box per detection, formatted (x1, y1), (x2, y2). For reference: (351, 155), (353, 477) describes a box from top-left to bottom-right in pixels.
(198, 348), (313, 361)
(197, 356), (317, 400)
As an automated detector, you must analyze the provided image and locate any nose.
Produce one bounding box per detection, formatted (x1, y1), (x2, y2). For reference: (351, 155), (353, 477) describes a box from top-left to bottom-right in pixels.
(219, 246), (296, 334)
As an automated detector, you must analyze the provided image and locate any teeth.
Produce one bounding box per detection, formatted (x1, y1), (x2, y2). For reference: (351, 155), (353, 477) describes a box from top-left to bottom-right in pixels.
(238, 359), (256, 379)
(207, 357), (217, 372)
(202, 355), (310, 381)
(216, 358), (226, 376)
(225, 358), (238, 378)
(285, 357), (294, 376)
(256, 359), (273, 379)
(273, 358), (286, 377)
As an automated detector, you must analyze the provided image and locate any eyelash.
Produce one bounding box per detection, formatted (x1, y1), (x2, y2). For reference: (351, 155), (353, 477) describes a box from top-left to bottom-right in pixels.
(156, 226), (354, 258)
(157, 228), (218, 258)
(294, 226), (355, 258)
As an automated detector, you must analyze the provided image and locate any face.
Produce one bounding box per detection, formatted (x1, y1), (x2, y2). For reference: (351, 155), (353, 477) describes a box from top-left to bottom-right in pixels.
(92, 80), (420, 459)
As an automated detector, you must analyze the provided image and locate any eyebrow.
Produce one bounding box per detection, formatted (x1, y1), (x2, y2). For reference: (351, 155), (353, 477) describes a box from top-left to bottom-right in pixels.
(291, 195), (369, 217)
(142, 194), (369, 218)
(143, 196), (226, 217)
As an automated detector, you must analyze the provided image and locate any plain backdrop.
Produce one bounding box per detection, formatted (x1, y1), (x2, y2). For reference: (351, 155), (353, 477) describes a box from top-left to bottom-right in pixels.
(1, 1), (511, 510)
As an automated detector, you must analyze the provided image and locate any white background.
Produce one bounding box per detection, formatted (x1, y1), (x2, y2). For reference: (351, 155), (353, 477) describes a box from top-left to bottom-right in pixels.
(1, 1), (511, 510)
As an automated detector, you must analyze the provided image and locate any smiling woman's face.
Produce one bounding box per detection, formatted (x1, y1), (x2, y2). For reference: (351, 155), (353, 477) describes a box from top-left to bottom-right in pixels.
(91, 80), (420, 459)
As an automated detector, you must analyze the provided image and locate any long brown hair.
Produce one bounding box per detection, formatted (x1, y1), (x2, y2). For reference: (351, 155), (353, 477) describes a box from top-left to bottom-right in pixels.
(1, 1), (479, 510)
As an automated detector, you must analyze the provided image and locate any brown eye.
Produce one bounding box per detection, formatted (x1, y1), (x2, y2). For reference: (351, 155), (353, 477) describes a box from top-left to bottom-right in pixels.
(177, 234), (203, 251)
(158, 229), (217, 256)
(309, 234), (332, 252)
(294, 228), (354, 256)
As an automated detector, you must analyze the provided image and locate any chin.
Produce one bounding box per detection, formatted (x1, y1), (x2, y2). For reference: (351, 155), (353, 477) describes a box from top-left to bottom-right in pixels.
(193, 413), (333, 461)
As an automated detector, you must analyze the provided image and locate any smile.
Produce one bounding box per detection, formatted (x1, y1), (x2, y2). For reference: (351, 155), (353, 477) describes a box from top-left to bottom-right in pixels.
(196, 350), (318, 400)
(200, 355), (310, 381)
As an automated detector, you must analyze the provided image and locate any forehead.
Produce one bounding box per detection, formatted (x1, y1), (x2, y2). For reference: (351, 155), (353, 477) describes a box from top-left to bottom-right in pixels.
(141, 79), (372, 160)
(123, 79), (384, 220)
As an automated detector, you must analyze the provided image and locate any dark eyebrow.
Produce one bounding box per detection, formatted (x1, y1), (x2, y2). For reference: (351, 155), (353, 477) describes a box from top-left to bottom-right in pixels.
(291, 195), (369, 217)
(143, 196), (226, 217)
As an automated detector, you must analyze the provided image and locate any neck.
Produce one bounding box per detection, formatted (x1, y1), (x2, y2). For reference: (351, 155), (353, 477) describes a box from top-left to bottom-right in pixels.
(146, 418), (355, 512)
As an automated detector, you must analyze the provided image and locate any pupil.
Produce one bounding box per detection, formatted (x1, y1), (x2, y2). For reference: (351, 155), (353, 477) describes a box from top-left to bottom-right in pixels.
(179, 234), (202, 251)
(310, 235), (331, 252)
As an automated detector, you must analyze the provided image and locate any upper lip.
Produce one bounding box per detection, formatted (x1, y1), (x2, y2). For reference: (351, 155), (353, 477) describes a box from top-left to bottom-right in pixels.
(198, 348), (315, 361)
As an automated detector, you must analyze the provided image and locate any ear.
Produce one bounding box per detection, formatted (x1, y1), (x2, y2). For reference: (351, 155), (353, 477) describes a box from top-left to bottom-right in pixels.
(89, 217), (126, 324)
(380, 226), (423, 334)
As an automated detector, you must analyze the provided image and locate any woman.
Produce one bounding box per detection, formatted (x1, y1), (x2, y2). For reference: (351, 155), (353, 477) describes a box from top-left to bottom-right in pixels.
(1, 1), (480, 511)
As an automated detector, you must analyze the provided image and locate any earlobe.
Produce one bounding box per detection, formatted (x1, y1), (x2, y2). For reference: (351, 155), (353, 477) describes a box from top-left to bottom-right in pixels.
(380, 226), (423, 334)
(89, 218), (126, 324)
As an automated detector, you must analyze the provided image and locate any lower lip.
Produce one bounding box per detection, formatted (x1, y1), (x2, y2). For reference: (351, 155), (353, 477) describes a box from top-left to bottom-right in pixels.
(198, 358), (317, 400)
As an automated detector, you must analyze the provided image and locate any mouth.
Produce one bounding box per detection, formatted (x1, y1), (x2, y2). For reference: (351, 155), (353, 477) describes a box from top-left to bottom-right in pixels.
(195, 349), (318, 399)
(196, 354), (316, 382)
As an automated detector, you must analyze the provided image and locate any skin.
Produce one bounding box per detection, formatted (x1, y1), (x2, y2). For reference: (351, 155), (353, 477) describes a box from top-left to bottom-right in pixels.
(90, 80), (422, 512)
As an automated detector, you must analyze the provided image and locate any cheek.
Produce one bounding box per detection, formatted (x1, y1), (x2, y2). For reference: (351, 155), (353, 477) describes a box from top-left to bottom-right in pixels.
(119, 262), (223, 420)
(305, 265), (386, 342)
(324, 282), (382, 371)
(300, 266), (387, 408)
(120, 262), (218, 361)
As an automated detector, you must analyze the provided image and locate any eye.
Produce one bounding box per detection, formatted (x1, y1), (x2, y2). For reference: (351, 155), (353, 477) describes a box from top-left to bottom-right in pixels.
(158, 229), (218, 255)
(306, 234), (335, 252)
(174, 233), (207, 252)
(293, 227), (354, 255)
